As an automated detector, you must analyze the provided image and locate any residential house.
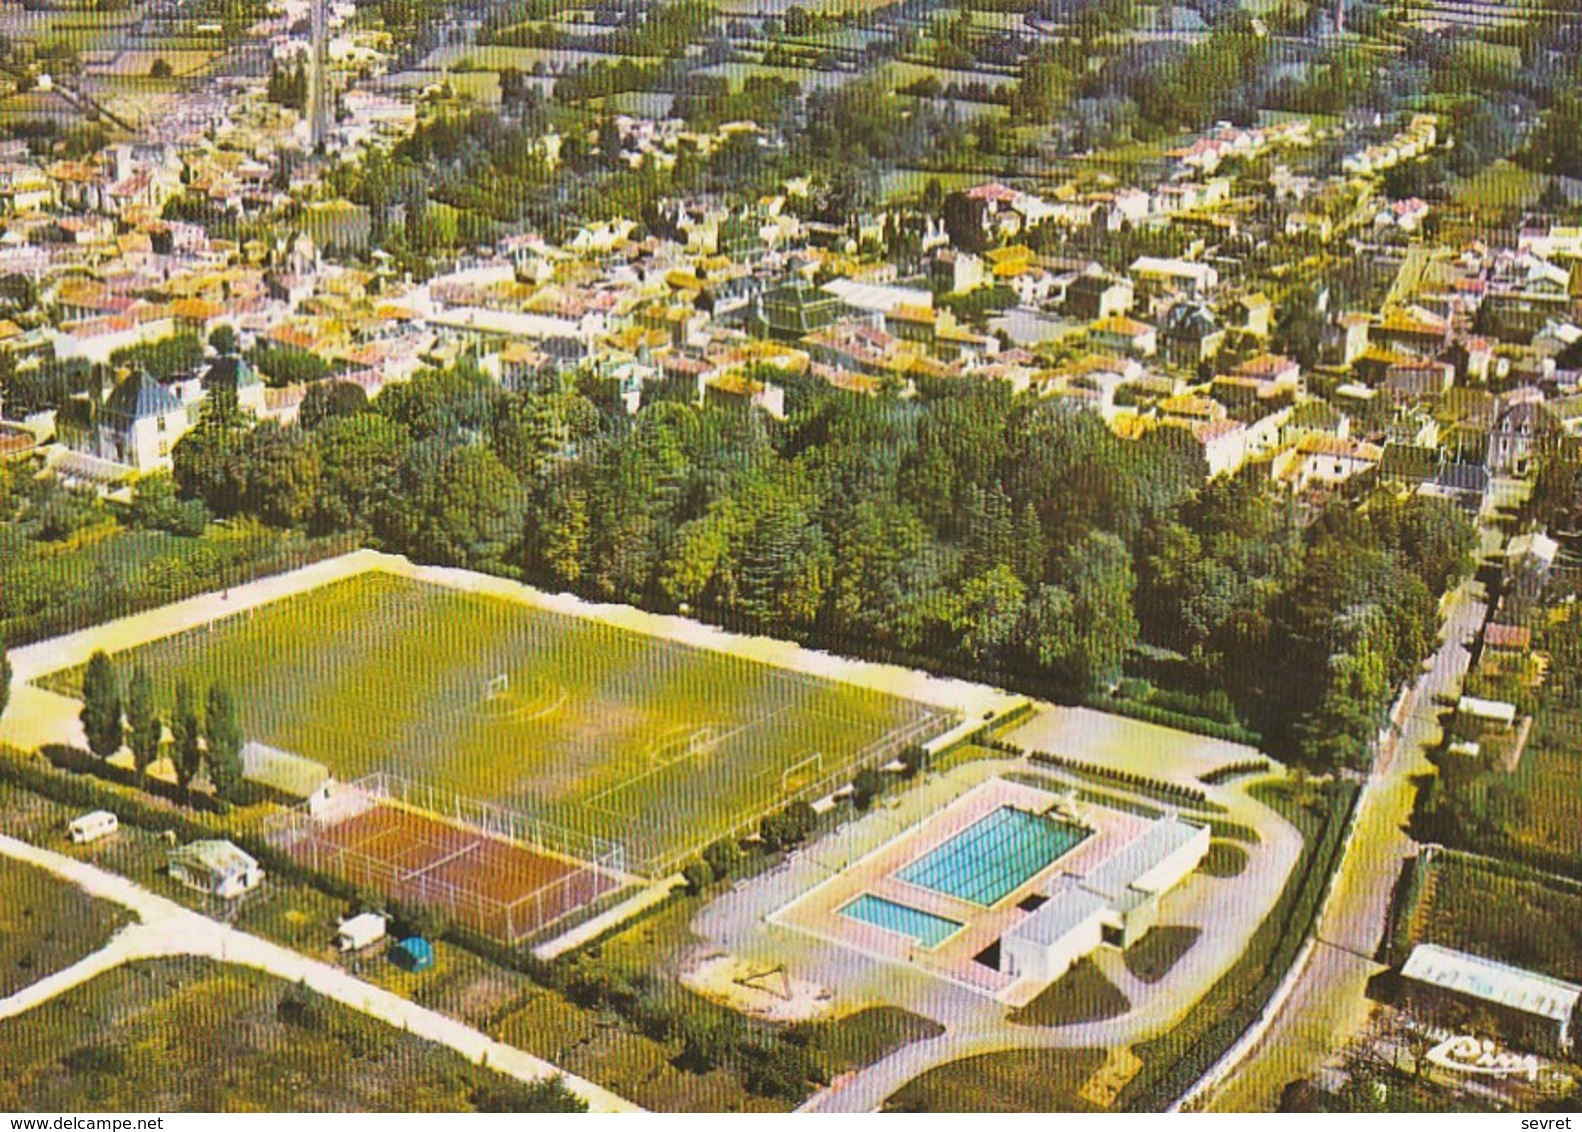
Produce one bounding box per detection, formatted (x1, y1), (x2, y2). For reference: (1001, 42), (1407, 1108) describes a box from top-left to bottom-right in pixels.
(1089, 316), (1157, 358)
(60, 369), (190, 472)
(1279, 434), (1382, 492)
(1158, 302), (1225, 368)
(1065, 273), (1134, 321)
(1129, 256), (1219, 301)
(1487, 400), (1559, 477)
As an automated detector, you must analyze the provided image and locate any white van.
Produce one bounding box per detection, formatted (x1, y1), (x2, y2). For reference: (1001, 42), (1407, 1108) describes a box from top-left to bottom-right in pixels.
(68, 810), (118, 844)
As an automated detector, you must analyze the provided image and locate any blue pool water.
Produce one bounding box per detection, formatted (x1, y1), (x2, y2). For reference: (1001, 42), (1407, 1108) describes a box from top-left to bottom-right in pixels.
(840, 893), (963, 948)
(895, 806), (1089, 905)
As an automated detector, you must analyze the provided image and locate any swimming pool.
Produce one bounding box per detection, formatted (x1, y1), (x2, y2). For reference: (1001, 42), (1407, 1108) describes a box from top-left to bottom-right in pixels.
(839, 893), (963, 948)
(895, 806), (1089, 906)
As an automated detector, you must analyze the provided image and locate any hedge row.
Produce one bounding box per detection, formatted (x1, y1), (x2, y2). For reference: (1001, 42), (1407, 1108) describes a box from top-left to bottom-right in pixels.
(1026, 749), (1212, 808)
(1085, 693), (1263, 746)
(1385, 850), (1429, 967)
(928, 700), (1035, 762)
(1198, 759), (1272, 786)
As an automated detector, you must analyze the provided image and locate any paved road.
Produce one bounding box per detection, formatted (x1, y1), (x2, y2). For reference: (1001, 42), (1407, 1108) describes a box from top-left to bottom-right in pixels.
(0, 833), (640, 1113)
(1203, 576), (1488, 1111)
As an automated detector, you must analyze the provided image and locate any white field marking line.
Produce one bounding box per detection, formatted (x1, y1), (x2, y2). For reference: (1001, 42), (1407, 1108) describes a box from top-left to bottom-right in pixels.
(583, 708), (792, 808)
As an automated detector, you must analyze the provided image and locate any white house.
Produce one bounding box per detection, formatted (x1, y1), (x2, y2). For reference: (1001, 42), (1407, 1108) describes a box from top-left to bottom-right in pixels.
(168, 839), (264, 900)
(61, 369), (191, 472)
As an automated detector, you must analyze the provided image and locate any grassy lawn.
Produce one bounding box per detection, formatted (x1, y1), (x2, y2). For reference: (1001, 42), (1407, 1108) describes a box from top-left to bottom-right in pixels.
(0, 857), (131, 999)
(0, 958), (576, 1112)
(884, 1047), (1108, 1112)
(492, 982), (784, 1113)
(1395, 849), (1582, 982)
(1502, 706), (1582, 865)
(804, 1006), (944, 1074)
(1123, 926), (1201, 984)
(1199, 841), (1249, 878)
(1450, 160), (1549, 212)
(1009, 960), (1130, 1027)
(41, 571), (937, 870)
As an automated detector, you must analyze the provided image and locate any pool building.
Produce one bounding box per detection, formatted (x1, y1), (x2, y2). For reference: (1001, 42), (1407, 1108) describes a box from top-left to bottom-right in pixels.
(999, 814), (1211, 985)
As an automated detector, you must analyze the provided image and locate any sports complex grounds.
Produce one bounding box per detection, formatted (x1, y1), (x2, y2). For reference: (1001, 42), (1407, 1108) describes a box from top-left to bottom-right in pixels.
(33, 554), (960, 938)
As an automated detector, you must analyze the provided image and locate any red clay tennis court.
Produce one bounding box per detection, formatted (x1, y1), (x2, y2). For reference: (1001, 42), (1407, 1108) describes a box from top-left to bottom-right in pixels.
(270, 776), (627, 942)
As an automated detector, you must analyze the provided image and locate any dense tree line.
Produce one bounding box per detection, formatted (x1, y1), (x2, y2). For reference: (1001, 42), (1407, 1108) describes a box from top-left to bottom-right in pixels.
(168, 366), (1473, 771)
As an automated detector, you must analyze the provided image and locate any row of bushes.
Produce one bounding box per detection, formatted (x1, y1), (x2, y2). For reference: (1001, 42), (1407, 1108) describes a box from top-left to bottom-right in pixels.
(1385, 851), (1430, 967)
(1026, 749), (1212, 808)
(1087, 692), (1263, 746)
(1121, 779), (1360, 1110)
(1199, 759), (1273, 786)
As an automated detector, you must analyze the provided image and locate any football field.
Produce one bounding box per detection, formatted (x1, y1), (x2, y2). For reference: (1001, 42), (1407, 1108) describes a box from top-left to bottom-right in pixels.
(47, 571), (944, 872)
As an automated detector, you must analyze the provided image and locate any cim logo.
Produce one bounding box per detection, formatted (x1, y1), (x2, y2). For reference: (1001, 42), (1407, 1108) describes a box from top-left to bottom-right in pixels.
(1426, 1034), (1544, 1081)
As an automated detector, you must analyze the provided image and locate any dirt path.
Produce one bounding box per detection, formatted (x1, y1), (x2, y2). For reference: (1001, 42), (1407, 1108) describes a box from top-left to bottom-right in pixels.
(0, 833), (640, 1113)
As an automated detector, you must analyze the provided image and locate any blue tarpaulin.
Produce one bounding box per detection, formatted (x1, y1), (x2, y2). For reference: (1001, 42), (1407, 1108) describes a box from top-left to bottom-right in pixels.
(391, 936), (435, 972)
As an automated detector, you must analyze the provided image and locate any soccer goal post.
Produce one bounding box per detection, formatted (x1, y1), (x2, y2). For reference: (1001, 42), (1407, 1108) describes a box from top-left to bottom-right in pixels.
(781, 751), (824, 792)
(484, 673), (510, 701)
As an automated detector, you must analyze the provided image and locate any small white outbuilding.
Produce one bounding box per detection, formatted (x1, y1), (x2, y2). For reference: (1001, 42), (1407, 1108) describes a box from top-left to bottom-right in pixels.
(336, 912), (389, 953)
(68, 810), (118, 844)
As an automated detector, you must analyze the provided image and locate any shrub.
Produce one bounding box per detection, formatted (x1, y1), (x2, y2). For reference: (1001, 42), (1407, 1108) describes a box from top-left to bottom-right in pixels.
(701, 838), (739, 881)
(471, 1076), (587, 1113)
(681, 860), (710, 894)
(851, 767), (884, 810)
(61, 1045), (127, 1075)
(388, 899), (448, 941)
(277, 981), (329, 1030)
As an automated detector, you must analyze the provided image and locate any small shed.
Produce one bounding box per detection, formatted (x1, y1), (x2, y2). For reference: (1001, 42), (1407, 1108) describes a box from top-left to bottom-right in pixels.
(390, 936), (435, 972)
(336, 912), (389, 953)
(1457, 695), (1517, 729)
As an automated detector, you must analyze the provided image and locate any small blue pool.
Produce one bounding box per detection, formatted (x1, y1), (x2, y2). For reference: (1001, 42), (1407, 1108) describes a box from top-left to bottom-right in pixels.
(896, 806), (1089, 906)
(839, 893), (962, 948)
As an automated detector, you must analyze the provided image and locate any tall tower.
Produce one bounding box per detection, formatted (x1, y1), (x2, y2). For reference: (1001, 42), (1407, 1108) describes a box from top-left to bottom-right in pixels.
(308, 0), (331, 151)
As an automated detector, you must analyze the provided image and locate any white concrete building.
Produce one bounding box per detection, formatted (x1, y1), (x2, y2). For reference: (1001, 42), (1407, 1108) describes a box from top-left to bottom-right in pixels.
(998, 815), (1210, 985)
(999, 876), (1112, 985)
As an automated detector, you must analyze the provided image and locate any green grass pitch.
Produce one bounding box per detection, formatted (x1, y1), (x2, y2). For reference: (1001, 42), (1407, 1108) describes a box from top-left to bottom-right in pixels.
(48, 572), (941, 870)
